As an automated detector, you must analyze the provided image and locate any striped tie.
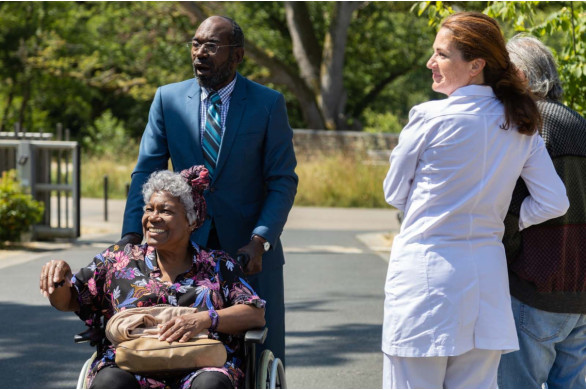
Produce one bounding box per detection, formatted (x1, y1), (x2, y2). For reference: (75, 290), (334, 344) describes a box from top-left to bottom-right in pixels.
(202, 92), (222, 177)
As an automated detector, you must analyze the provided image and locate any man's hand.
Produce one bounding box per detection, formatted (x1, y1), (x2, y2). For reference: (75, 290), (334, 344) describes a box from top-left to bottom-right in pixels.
(115, 233), (142, 248)
(238, 238), (266, 275)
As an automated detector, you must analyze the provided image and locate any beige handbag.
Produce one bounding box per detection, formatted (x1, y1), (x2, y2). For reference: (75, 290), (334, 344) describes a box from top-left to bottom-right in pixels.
(106, 306), (227, 374)
(114, 337), (227, 374)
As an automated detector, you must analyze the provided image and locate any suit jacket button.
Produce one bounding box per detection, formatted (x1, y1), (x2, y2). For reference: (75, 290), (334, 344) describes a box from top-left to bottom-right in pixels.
(210, 187), (216, 193)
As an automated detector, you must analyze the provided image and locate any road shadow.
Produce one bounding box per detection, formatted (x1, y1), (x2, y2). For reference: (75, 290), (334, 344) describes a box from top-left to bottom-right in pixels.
(0, 302), (93, 388)
(285, 299), (335, 313)
(286, 322), (382, 368)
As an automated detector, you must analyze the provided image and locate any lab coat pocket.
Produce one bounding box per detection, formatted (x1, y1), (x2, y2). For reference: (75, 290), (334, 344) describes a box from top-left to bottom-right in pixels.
(384, 251), (434, 348)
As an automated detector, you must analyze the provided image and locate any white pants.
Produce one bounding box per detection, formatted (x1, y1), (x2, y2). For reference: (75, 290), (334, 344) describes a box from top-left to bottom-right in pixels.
(382, 349), (502, 389)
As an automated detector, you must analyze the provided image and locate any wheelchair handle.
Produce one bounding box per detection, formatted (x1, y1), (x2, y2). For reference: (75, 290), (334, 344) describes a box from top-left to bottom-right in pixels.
(236, 253), (250, 269)
(74, 327), (104, 347)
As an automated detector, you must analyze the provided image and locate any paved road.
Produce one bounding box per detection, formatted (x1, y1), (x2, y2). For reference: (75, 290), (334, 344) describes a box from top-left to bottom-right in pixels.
(0, 199), (399, 388)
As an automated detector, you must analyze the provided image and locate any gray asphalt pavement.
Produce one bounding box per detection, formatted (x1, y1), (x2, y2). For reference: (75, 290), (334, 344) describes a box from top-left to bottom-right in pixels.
(0, 199), (399, 389)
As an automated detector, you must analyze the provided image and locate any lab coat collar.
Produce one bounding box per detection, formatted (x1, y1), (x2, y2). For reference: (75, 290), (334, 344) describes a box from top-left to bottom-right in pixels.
(451, 84), (495, 98)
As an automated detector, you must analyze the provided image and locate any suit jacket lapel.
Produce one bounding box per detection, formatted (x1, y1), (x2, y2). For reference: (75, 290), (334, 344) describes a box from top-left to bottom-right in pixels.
(186, 80), (204, 166)
(215, 73), (246, 179)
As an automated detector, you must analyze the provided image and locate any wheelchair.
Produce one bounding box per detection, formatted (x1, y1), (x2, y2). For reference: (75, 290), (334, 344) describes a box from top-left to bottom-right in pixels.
(74, 257), (286, 389)
(75, 326), (286, 389)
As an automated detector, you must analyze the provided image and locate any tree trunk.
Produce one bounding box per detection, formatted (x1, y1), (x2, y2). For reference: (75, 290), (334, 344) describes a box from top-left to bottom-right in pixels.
(177, 1), (208, 23)
(284, 2), (322, 94)
(350, 66), (414, 118)
(320, 2), (363, 129)
(18, 78), (31, 132)
(244, 42), (324, 129)
(0, 84), (14, 133)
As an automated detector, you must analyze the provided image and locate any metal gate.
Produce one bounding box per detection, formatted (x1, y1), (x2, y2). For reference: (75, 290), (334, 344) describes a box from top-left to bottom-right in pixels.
(0, 138), (80, 240)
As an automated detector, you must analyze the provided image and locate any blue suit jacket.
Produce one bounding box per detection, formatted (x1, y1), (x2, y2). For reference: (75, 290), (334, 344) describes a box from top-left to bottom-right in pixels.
(122, 73), (298, 269)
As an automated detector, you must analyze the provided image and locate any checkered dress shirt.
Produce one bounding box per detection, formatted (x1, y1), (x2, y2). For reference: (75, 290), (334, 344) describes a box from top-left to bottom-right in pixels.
(199, 76), (237, 143)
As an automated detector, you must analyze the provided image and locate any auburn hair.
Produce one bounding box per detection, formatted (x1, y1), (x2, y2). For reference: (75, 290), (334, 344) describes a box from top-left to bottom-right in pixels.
(441, 12), (541, 135)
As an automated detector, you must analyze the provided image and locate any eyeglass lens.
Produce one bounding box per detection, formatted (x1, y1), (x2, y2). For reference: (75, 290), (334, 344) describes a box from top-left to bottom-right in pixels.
(190, 42), (218, 54)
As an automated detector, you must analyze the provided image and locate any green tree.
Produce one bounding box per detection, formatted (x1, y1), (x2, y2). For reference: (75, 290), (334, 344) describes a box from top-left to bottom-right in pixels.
(0, 2), (439, 134)
(178, 1), (436, 130)
(0, 2), (194, 138)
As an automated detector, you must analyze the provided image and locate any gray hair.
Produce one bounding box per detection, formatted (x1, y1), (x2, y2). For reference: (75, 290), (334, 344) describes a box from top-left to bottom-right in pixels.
(142, 170), (196, 225)
(506, 34), (563, 101)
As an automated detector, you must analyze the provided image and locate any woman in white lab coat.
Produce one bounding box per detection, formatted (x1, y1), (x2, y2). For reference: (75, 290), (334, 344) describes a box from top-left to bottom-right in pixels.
(382, 12), (569, 389)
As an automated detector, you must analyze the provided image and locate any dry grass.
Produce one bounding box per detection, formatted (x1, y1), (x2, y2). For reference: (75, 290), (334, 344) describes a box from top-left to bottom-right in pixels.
(81, 155), (135, 199)
(82, 151), (391, 208)
(294, 152), (390, 208)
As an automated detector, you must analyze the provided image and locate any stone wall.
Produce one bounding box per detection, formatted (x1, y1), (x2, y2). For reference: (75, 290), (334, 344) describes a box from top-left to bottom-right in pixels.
(292, 129), (399, 162)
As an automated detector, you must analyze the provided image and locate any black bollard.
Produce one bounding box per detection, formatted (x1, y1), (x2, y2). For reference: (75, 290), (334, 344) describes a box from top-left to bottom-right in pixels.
(104, 175), (108, 222)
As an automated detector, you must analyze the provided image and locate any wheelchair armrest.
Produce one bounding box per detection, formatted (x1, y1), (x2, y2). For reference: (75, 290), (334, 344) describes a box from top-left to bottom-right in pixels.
(244, 327), (268, 344)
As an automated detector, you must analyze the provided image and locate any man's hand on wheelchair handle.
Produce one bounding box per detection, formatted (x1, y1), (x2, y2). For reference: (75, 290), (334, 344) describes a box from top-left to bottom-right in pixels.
(238, 239), (265, 275)
(116, 232), (142, 247)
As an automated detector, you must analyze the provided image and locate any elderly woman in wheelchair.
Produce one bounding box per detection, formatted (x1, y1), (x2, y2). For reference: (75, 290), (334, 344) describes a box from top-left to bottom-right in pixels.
(39, 166), (266, 389)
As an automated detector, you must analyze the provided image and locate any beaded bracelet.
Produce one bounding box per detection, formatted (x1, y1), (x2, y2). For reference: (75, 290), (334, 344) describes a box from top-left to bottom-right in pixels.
(208, 309), (219, 332)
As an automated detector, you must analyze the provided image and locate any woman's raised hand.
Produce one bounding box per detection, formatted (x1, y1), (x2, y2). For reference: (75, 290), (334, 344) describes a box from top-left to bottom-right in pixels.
(39, 259), (73, 297)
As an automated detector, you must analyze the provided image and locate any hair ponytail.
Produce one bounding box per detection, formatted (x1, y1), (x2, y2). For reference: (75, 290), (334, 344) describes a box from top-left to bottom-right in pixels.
(442, 12), (541, 135)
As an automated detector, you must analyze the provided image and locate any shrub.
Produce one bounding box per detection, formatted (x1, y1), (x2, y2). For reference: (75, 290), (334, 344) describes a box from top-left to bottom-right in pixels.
(0, 170), (44, 246)
(363, 108), (404, 134)
(82, 110), (138, 158)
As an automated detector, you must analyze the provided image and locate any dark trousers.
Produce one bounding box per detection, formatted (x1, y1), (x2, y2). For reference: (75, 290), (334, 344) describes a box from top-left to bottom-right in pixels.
(90, 367), (232, 388)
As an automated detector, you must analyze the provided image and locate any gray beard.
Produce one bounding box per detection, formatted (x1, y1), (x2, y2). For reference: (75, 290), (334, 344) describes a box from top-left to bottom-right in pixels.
(194, 54), (234, 90)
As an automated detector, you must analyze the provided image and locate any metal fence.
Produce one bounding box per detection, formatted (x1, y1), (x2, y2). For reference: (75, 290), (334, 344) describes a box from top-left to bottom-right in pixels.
(0, 133), (80, 240)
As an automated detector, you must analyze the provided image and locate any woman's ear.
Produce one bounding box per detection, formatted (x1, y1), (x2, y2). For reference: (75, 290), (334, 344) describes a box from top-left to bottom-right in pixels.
(470, 58), (486, 77)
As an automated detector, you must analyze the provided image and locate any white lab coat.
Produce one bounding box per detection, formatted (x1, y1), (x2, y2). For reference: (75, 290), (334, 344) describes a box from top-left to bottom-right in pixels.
(382, 85), (569, 357)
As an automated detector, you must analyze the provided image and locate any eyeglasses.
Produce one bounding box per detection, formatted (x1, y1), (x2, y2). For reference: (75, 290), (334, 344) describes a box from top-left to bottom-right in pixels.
(187, 41), (240, 55)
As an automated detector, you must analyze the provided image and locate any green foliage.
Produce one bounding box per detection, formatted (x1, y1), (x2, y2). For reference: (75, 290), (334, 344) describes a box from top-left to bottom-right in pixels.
(295, 153), (390, 208)
(412, 1), (458, 28)
(6, 1), (582, 142)
(363, 108), (404, 134)
(0, 2), (193, 139)
(0, 1), (444, 137)
(345, 2), (439, 128)
(0, 170), (44, 245)
(83, 110), (137, 157)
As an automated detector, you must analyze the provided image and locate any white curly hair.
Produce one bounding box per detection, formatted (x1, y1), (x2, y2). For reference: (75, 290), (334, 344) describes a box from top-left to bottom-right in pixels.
(142, 170), (197, 225)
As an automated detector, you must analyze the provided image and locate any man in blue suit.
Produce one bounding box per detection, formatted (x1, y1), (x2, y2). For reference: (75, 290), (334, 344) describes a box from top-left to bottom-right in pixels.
(119, 15), (298, 365)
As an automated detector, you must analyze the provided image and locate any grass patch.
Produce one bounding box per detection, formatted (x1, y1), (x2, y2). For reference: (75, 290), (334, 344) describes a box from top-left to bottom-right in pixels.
(81, 154), (136, 199)
(294, 153), (390, 208)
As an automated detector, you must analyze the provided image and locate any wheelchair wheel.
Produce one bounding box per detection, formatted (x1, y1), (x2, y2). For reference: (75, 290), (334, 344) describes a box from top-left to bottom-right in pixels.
(76, 352), (97, 389)
(256, 350), (287, 389)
